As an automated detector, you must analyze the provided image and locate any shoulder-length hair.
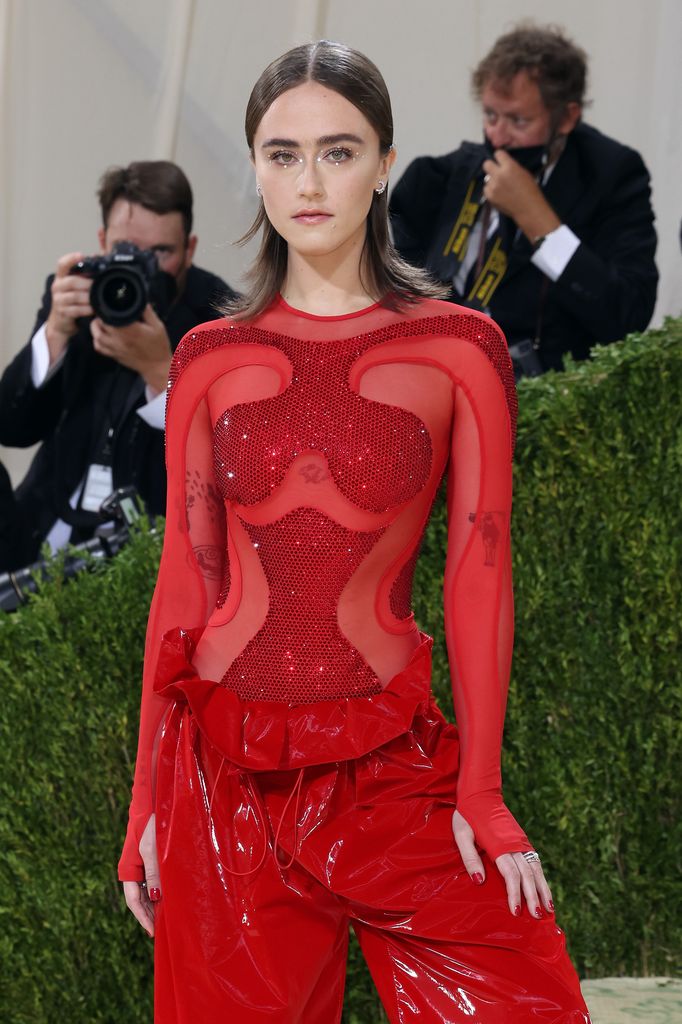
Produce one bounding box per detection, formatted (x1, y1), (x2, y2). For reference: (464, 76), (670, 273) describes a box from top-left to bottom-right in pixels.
(224, 40), (446, 321)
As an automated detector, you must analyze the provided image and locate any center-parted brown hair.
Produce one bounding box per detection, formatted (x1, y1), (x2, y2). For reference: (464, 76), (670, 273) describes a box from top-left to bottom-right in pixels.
(225, 40), (445, 321)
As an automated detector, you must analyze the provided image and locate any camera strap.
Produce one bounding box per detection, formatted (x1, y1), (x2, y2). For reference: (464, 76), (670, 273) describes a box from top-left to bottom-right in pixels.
(464, 203), (510, 308)
(440, 177), (484, 266)
(54, 365), (140, 529)
(80, 442), (114, 513)
(426, 176), (486, 284)
(427, 176), (512, 311)
(79, 365), (142, 512)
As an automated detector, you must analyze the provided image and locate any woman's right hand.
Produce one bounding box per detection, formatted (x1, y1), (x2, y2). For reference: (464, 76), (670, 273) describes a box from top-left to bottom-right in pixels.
(122, 814), (162, 937)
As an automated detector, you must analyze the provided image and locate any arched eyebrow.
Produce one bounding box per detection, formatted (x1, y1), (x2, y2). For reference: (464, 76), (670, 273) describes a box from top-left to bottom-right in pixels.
(260, 133), (365, 149)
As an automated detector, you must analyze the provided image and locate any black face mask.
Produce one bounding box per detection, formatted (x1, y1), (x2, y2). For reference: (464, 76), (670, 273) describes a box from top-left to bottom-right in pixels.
(483, 135), (548, 176)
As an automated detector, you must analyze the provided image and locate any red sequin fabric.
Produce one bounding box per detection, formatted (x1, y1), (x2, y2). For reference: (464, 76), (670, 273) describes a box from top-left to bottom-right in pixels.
(389, 546), (422, 621)
(168, 311), (517, 450)
(225, 510), (385, 701)
(213, 330), (433, 512)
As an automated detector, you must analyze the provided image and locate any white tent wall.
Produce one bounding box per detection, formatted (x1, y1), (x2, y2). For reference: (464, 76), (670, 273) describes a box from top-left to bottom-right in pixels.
(1, 0), (680, 485)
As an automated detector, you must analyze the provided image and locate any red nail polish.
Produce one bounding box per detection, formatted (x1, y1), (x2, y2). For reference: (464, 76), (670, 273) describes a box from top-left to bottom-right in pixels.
(548, 900), (555, 912)
(148, 887), (162, 902)
(514, 905), (522, 917)
(534, 907), (543, 919)
(472, 872), (484, 885)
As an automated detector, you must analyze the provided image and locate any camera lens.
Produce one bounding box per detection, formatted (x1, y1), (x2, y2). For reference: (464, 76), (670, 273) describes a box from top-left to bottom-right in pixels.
(91, 266), (147, 326)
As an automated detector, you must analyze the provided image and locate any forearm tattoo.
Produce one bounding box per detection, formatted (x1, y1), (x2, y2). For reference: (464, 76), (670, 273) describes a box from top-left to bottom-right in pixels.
(192, 544), (223, 580)
(186, 470), (226, 579)
(468, 511), (502, 567)
(186, 470), (224, 526)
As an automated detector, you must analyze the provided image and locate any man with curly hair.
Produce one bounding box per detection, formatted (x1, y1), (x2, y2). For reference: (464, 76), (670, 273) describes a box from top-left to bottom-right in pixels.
(390, 23), (658, 377)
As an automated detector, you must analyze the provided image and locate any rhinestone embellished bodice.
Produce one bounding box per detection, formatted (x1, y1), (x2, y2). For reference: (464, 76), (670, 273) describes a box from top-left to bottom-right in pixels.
(202, 328), (433, 701)
(214, 331), (432, 512)
(163, 298), (516, 705)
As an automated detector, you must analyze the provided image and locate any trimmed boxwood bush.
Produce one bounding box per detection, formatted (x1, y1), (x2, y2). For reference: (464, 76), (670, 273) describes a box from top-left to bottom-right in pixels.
(1, 320), (680, 1022)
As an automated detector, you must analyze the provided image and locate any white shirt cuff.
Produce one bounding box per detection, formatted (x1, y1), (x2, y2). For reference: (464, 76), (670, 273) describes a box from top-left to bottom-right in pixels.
(531, 224), (581, 282)
(31, 324), (66, 388)
(136, 389), (166, 430)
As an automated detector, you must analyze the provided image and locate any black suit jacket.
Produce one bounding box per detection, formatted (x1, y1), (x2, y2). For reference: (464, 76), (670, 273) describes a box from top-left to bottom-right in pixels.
(0, 264), (235, 568)
(0, 460), (19, 573)
(389, 123), (658, 370)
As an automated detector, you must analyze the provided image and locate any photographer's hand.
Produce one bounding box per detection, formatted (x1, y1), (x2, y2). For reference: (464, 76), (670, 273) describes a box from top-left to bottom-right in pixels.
(46, 252), (95, 366)
(91, 304), (172, 395)
(482, 150), (560, 243)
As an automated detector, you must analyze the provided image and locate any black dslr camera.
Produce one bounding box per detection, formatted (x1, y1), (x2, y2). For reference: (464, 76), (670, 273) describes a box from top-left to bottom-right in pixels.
(71, 241), (176, 326)
(0, 487), (148, 613)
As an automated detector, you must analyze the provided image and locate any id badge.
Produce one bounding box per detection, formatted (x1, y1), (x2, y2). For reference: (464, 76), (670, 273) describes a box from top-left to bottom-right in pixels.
(81, 463), (114, 512)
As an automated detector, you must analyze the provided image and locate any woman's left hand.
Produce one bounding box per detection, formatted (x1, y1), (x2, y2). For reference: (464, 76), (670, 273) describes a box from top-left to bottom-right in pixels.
(452, 809), (554, 918)
(122, 813), (161, 938)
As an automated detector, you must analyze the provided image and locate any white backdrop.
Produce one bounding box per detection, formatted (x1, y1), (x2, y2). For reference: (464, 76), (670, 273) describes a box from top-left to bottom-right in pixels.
(2, 0), (681, 482)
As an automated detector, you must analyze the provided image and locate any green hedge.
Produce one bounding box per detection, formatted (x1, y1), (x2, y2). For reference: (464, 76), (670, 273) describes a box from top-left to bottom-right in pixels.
(1, 320), (680, 1022)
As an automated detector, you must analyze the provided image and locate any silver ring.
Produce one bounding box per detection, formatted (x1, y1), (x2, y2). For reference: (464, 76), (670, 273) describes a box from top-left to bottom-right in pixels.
(522, 851), (541, 864)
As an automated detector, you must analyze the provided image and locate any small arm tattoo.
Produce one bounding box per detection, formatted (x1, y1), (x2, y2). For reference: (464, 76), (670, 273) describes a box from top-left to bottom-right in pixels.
(468, 511), (502, 567)
(193, 544), (223, 580)
(185, 470), (224, 526)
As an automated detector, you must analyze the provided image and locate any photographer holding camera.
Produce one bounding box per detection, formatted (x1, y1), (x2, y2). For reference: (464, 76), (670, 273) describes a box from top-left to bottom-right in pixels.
(0, 161), (235, 568)
(389, 23), (658, 378)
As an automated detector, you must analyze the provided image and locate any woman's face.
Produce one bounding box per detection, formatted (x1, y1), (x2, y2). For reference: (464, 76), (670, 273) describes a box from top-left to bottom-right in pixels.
(252, 81), (394, 262)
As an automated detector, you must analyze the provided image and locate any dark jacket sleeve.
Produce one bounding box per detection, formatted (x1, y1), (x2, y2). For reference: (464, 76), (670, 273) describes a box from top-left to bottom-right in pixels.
(0, 276), (69, 447)
(389, 156), (452, 267)
(550, 146), (658, 344)
(165, 266), (238, 350)
(0, 460), (20, 572)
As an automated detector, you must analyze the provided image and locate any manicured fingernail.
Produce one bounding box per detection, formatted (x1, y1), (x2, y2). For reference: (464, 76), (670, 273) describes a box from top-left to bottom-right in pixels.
(149, 887), (162, 902)
(514, 905), (522, 917)
(472, 872), (484, 885)
(548, 900), (555, 912)
(534, 907), (543, 919)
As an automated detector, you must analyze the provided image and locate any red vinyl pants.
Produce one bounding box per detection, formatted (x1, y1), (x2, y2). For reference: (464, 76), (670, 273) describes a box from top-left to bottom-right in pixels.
(152, 671), (590, 1023)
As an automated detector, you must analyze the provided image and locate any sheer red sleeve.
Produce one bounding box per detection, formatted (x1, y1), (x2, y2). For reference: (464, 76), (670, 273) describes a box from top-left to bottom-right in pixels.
(118, 330), (226, 881)
(443, 317), (533, 861)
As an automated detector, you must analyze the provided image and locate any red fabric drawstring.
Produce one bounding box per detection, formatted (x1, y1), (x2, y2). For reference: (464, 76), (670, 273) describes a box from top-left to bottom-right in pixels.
(213, 760), (269, 878)
(273, 767), (305, 870)
(208, 756), (225, 814)
(209, 759), (305, 878)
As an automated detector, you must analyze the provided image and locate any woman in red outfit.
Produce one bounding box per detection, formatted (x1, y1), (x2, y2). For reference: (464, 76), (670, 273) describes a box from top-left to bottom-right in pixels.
(121, 41), (591, 1023)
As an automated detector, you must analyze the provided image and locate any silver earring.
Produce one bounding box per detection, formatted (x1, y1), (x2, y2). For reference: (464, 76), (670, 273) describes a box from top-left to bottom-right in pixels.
(375, 181), (386, 195)
(256, 183), (262, 197)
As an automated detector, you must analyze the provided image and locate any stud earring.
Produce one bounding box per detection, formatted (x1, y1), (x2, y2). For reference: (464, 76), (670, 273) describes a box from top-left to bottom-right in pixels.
(256, 183), (262, 197)
(375, 181), (386, 195)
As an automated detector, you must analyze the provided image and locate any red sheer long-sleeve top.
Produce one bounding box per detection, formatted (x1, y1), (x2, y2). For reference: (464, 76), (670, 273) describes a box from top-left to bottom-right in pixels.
(118, 295), (531, 880)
